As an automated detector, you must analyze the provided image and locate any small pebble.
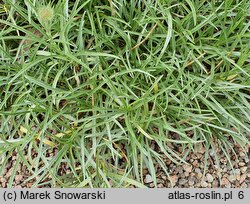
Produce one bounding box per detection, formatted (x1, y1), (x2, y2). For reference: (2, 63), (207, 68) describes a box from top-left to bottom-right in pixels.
(241, 182), (248, 188)
(196, 172), (203, 179)
(238, 162), (245, 167)
(192, 160), (198, 166)
(179, 178), (188, 185)
(0, 177), (6, 183)
(236, 174), (241, 181)
(239, 152), (245, 158)
(206, 173), (214, 183)
(195, 168), (201, 173)
(239, 174), (246, 184)
(209, 149), (215, 157)
(188, 177), (196, 186)
(15, 175), (24, 184)
(213, 165), (219, 170)
(144, 174), (153, 184)
(212, 180), (219, 188)
(1, 182), (6, 188)
(222, 167), (227, 173)
(183, 164), (192, 173)
(157, 178), (164, 184)
(157, 183), (164, 188)
(240, 167), (247, 174)
(225, 183), (231, 188)
(228, 175), (236, 182)
(161, 175), (167, 180)
(244, 156), (249, 163)
(175, 166), (184, 174)
(170, 175), (178, 186)
(221, 178), (230, 186)
(201, 181), (208, 188)
(149, 183), (155, 188)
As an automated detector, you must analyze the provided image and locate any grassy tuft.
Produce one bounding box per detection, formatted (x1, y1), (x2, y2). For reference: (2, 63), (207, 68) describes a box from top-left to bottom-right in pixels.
(0, 0), (249, 187)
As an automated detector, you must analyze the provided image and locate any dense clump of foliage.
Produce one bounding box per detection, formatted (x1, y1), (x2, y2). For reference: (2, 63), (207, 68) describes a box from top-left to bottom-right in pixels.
(0, 0), (249, 187)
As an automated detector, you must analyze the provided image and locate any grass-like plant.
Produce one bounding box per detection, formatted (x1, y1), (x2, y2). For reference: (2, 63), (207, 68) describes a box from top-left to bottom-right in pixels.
(0, 0), (249, 187)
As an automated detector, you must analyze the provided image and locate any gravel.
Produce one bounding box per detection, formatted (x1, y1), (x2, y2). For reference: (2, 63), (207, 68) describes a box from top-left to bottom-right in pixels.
(144, 175), (153, 184)
(206, 174), (214, 183)
(143, 138), (249, 188)
(179, 178), (188, 185)
(188, 177), (196, 186)
(0, 149), (54, 188)
(228, 175), (236, 182)
(1, 135), (249, 188)
(201, 181), (208, 188)
(240, 167), (247, 173)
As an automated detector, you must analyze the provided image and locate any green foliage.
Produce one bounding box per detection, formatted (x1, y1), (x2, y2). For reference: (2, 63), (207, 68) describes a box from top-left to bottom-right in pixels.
(0, 0), (249, 187)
